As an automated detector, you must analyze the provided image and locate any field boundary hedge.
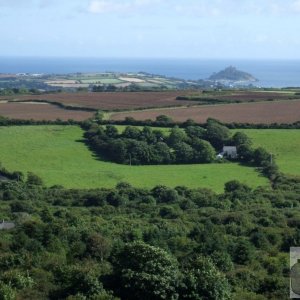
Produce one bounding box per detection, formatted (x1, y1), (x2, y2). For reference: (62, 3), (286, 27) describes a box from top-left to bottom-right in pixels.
(13, 99), (98, 112)
(10, 99), (194, 113)
(0, 113), (300, 129)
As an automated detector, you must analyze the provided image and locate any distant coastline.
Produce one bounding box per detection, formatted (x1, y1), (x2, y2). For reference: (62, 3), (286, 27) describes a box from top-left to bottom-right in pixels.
(0, 57), (300, 88)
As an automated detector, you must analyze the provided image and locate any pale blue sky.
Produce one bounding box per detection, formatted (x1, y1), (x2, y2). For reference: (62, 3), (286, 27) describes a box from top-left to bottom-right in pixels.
(0, 0), (299, 58)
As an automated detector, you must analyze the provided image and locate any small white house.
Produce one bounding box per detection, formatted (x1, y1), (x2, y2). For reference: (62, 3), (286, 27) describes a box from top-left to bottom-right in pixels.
(0, 220), (15, 230)
(217, 146), (238, 159)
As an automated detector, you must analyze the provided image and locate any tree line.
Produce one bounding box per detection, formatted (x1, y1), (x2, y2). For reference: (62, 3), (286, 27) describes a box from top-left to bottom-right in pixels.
(0, 113), (299, 130)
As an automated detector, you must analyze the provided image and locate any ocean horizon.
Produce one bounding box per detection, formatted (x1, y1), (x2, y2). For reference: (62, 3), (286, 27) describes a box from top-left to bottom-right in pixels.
(0, 57), (300, 88)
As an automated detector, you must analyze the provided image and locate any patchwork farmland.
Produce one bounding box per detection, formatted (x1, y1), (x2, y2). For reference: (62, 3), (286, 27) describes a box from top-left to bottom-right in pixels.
(1, 89), (299, 122)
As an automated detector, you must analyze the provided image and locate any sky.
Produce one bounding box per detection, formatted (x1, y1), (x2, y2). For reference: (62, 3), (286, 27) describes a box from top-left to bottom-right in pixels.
(0, 0), (299, 59)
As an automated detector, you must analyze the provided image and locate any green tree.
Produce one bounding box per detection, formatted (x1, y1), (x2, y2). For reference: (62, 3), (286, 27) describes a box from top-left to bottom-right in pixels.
(180, 256), (231, 300)
(105, 126), (118, 138)
(206, 121), (231, 150)
(231, 239), (254, 264)
(232, 132), (252, 147)
(123, 126), (141, 140)
(192, 139), (216, 163)
(173, 142), (194, 163)
(153, 142), (173, 164)
(141, 127), (156, 144)
(211, 251), (234, 273)
(253, 147), (270, 166)
(0, 282), (15, 300)
(109, 139), (128, 163)
(26, 172), (43, 186)
(11, 171), (24, 182)
(53, 264), (111, 299)
(156, 115), (173, 124)
(129, 141), (154, 165)
(114, 241), (179, 300)
(95, 110), (105, 121)
(168, 127), (187, 147)
(185, 126), (206, 139)
(225, 180), (251, 193)
(237, 144), (253, 162)
(86, 233), (111, 262)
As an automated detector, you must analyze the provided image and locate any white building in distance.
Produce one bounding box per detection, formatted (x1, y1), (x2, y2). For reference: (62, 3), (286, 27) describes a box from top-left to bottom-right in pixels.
(217, 146), (238, 159)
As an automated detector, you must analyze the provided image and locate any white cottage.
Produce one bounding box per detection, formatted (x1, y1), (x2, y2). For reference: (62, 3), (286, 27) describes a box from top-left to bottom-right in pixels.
(217, 146), (238, 159)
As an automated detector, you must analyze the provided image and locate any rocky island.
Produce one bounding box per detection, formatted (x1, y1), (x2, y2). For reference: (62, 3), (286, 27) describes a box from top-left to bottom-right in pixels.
(209, 66), (258, 83)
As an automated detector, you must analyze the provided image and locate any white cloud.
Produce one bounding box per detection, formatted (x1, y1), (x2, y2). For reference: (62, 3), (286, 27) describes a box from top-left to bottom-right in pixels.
(172, 0), (300, 17)
(291, 0), (300, 12)
(88, 1), (123, 14)
(87, 0), (161, 14)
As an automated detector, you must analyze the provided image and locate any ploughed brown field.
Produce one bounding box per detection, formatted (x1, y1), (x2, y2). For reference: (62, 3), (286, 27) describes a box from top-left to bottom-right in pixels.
(203, 91), (295, 102)
(110, 100), (300, 124)
(0, 102), (93, 121)
(0, 92), (196, 110)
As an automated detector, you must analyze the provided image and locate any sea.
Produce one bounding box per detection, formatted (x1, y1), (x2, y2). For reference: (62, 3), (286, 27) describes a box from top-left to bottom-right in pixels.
(0, 57), (299, 88)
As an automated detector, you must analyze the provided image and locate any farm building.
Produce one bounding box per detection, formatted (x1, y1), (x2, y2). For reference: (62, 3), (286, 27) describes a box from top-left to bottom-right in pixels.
(0, 220), (15, 230)
(217, 146), (238, 159)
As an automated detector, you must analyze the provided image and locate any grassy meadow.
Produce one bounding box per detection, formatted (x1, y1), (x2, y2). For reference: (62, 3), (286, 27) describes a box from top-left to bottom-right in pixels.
(237, 129), (300, 176)
(0, 126), (268, 192)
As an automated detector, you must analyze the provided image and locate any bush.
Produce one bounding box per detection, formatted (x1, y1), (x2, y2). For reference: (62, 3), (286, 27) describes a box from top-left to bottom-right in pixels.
(180, 256), (231, 300)
(113, 241), (179, 300)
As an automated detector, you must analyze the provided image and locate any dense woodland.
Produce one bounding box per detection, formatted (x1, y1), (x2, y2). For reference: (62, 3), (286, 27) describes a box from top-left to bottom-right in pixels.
(85, 122), (216, 165)
(0, 170), (299, 299)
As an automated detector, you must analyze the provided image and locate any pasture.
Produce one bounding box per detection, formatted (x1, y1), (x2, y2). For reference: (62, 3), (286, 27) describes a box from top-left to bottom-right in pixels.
(237, 129), (300, 176)
(0, 126), (268, 192)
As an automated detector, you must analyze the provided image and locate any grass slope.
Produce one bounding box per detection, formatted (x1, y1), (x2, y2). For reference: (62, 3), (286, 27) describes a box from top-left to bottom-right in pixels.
(0, 126), (267, 192)
(237, 129), (300, 176)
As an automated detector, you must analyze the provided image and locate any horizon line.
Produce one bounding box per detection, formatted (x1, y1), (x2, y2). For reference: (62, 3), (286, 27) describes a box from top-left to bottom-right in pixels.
(0, 56), (299, 61)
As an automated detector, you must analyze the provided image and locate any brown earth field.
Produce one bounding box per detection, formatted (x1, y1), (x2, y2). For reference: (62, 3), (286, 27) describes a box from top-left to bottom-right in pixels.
(0, 102), (93, 121)
(110, 100), (300, 124)
(203, 91), (296, 102)
(0, 92), (196, 110)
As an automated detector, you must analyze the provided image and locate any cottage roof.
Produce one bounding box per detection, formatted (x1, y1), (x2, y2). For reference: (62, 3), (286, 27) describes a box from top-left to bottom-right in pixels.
(223, 146), (237, 151)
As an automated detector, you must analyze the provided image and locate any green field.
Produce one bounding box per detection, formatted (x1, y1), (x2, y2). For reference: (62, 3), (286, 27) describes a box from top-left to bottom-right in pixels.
(0, 126), (268, 192)
(237, 129), (300, 176)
